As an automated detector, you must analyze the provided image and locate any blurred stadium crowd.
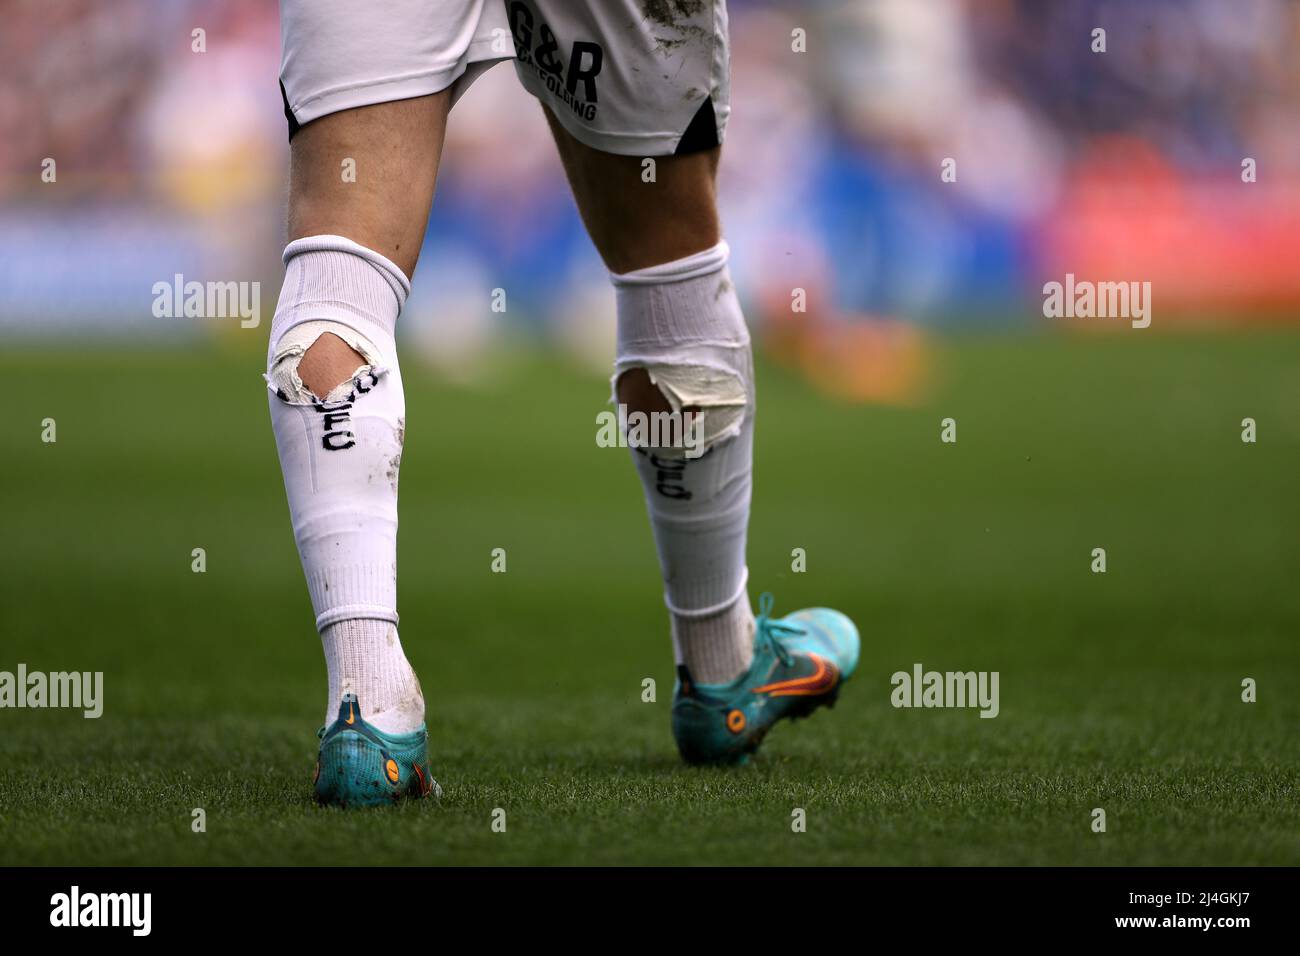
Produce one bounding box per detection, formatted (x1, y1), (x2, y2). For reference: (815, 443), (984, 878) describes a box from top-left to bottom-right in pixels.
(1, 0), (1297, 388)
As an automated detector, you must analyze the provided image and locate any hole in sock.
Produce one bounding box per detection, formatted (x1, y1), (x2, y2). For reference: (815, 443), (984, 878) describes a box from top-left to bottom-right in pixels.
(616, 367), (674, 416)
(298, 331), (369, 401)
(615, 364), (745, 456)
(615, 366), (703, 453)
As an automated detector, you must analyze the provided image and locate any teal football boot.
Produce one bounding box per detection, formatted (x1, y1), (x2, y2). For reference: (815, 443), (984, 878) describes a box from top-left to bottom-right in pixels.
(672, 593), (860, 766)
(313, 693), (440, 807)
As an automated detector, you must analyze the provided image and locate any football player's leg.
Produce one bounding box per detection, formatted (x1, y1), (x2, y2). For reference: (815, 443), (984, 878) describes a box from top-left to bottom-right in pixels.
(269, 94), (447, 742)
(519, 0), (857, 763)
(544, 112), (755, 686)
(287, 92), (449, 281)
(541, 113), (722, 274)
(510, 0), (752, 685)
(273, 4), (509, 775)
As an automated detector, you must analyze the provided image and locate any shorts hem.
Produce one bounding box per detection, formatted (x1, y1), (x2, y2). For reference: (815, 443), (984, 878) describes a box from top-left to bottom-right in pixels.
(289, 67), (467, 127)
(548, 117), (684, 156)
(517, 70), (721, 156)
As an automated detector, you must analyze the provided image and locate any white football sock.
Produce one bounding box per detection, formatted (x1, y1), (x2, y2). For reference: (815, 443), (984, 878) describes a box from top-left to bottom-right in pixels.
(266, 235), (424, 734)
(611, 240), (757, 685)
(320, 620), (424, 734)
(670, 597), (756, 686)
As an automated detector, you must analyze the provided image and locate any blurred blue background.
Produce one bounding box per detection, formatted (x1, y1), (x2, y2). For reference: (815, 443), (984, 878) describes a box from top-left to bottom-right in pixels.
(2, 0), (1298, 402)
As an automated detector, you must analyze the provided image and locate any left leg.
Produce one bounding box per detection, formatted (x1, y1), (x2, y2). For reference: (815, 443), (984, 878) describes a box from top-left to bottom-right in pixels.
(274, 0), (511, 804)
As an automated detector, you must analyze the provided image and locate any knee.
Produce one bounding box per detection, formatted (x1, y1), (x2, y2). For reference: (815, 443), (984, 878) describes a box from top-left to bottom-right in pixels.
(577, 148), (721, 274)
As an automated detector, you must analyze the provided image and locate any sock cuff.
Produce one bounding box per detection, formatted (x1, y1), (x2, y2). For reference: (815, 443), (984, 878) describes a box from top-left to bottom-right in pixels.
(316, 604), (400, 631)
(611, 239), (749, 357)
(306, 564), (400, 633)
(270, 235), (410, 359)
(283, 234), (412, 302)
(609, 240), (730, 287)
(664, 567), (749, 618)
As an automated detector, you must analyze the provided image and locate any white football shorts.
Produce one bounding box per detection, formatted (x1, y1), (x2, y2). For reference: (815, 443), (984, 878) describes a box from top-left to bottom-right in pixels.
(279, 0), (729, 156)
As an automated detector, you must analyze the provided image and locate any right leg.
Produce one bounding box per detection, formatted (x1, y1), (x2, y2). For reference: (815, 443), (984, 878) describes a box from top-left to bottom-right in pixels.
(513, 0), (860, 765)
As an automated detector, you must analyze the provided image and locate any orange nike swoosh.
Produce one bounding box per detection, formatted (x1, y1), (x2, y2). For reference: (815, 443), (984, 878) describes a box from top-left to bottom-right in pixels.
(412, 762), (430, 796)
(346, 702), (355, 725)
(751, 653), (839, 697)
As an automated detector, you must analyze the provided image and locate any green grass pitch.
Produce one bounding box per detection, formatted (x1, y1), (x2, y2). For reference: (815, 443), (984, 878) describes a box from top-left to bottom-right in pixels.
(0, 330), (1297, 865)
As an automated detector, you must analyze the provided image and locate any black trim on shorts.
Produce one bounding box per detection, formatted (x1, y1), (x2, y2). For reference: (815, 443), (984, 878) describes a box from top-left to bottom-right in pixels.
(281, 81), (301, 142)
(674, 96), (719, 155)
(279, 85), (716, 151)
